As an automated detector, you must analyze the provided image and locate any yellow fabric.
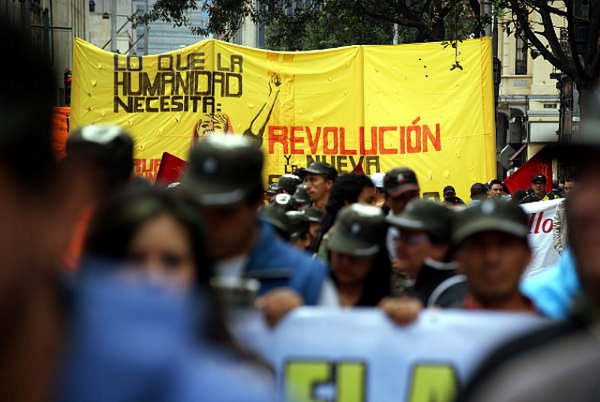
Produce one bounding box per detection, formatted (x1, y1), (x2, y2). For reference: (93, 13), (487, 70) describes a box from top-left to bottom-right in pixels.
(71, 38), (496, 200)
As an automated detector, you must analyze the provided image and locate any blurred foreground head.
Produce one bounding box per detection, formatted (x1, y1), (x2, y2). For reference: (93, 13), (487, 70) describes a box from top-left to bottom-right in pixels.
(0, 20), (89, 285)
(0, 19), (56, 189)
(181, 135), (264, 260)
(563, 86), (600, 306)
(66, 124), (134, 194)
(0, 17), (93, 402)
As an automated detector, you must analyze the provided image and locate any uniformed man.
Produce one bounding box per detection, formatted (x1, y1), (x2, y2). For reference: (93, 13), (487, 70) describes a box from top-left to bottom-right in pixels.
(521, 173), (559, 203)
(180, 135), (334, 326)
(299, 162), (338, 210)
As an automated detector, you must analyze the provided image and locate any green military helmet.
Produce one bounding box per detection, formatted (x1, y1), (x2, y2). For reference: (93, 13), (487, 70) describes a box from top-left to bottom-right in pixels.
(260, 193), (294, 233)
(285, 210), (310, 240)
(386, 199), (454, 242)
(270, 192), (294, 208)
(327, 204), (386, 257)
(452, 198), (529, 246)
(181, 135), (263, 206)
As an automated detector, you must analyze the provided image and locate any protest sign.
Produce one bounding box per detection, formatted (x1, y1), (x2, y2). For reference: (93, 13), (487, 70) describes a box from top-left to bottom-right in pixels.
(522, 198), (562, 276)
(231, 308), (548, 402)
(71, 38), (496, 199)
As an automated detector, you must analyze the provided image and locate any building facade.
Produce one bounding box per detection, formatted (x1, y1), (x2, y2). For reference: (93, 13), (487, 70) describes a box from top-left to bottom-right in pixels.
(495, 8), (579, 179)
(231, 12), (264, 48)
(133, 0), (208, 55)
(2, 0), (136, 105)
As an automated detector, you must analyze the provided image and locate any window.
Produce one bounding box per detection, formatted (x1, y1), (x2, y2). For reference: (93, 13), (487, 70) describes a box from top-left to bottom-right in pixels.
(515, 34), (528, 75)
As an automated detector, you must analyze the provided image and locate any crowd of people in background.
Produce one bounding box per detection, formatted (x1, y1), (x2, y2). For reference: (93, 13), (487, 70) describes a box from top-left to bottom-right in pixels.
(4, 14), (600, 402)
(257, 160), (571, 316)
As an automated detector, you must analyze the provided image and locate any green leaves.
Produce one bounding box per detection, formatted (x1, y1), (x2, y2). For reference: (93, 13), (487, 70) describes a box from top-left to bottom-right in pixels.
(138, 0), (485, 49)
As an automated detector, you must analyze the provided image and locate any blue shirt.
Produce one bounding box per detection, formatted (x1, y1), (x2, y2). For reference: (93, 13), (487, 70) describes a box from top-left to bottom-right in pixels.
(58, 268), (276, 402)
(521, 248), (580, 319)
(248, 220), (329, 305)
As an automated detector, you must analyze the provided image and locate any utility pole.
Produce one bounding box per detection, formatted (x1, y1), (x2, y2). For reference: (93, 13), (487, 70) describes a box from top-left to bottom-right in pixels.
(481, 0), (492, 37)
(481, 0), (504, 176)
(111, 0), (118, 52)
(144, 0), (149, 54)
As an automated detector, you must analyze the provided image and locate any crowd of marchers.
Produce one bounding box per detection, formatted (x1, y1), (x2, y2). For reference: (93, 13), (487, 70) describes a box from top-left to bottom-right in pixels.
(4, 15), (600, 402)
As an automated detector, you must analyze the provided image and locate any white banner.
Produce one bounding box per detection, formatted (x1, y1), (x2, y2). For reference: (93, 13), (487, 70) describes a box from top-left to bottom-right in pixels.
(521, 198), (563, 276)
(232, 308), (548, 402)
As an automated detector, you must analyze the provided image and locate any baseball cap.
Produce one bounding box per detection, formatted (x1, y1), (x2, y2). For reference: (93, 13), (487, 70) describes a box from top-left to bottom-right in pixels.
(452, 198), (529, 245)
(299, 162), (338, 181)
(386, 199), (454, 242)
(273, 174), (302, 194)
(383, 167), (419, 197)
(531, 174), (547, 184)
(327, 204), (386, 257)
(443, 185), (456, 197)
(181, 135), (263, 206)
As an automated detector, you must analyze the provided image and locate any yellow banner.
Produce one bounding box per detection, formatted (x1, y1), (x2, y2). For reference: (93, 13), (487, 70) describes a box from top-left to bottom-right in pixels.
(71, 38), (495, 199)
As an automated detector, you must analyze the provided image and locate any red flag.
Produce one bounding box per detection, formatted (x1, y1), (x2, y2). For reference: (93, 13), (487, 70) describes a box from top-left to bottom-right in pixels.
(504, 150), (552, 194)
(155, 152), (187, 186)
(351, 162), (365, 175)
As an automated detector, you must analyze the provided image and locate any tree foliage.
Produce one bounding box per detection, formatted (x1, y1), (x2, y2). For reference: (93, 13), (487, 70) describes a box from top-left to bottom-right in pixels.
(493, 1), (600, 102)
(260, 1), (394, 50)
(137, 1), (485, 49)
(139, 0), (600, 105)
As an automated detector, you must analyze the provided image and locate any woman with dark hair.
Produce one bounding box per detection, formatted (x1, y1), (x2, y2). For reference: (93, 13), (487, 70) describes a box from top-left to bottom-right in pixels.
(326, 204), (392, 306)
(84, 185), (209, 288)
(70, 184), (275, 401)
(311, 173), (376, 255)
(83, 185), (266, 359)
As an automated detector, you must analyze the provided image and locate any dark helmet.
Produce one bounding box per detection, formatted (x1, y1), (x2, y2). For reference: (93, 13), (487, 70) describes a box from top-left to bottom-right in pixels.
(292, 184), (310, 204)
(274, 174), (302, 194)
(67, 124), (134, 190)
